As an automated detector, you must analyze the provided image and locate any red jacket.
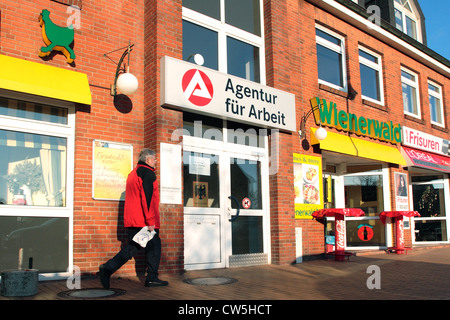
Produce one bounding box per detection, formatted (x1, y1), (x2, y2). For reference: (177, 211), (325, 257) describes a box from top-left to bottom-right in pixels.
(123, 162), (160, 229)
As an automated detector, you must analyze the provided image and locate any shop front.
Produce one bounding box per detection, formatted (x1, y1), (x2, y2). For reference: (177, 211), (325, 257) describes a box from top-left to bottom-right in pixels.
(305, 97), (408, 252)
(0, 54), (91, 277)
(319, 151), (396, 251)
(161, 56), (296, 270)
(402, 126), (450, 244)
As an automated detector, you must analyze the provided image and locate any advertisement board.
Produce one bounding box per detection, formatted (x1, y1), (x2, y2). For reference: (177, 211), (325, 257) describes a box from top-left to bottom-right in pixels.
(92, 140), (132, 201)
(294, 153), (323, 219)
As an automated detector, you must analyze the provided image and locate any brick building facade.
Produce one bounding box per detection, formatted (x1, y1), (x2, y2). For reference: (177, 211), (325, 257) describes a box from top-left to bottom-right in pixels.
(0, 0), (448, 280)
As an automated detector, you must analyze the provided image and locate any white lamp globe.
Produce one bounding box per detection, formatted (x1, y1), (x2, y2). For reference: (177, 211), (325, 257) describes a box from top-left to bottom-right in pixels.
(116, 72), (139, 95)
(193, 54), (204, 66)
(315, 126), (327, 141)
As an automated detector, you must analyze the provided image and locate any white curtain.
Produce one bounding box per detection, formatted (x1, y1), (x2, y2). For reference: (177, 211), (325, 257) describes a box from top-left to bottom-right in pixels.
(40, 149), (66, 207)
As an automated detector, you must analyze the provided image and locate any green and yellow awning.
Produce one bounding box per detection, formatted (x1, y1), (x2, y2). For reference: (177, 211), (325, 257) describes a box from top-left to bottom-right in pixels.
(311, 127), (406, 166)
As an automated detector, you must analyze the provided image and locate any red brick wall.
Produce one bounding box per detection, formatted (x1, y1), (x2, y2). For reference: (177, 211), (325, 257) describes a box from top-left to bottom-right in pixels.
(1, 0), (146, 275)
(1, 0), (448, 275)
(143, 0), (184, 274)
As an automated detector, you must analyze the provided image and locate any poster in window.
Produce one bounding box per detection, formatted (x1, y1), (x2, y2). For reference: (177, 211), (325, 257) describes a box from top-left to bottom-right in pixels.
(193, 181), (208, 207)
(394, 172), (408, 211)
(93, 140), (132, 201)
(294, 153), (323, 219)
(160, 143), (182, 204)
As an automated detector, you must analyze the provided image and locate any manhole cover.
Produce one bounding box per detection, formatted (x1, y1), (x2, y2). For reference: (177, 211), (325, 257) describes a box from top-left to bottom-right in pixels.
(184, 277), (237, 286)
(57, 288), (126, 299)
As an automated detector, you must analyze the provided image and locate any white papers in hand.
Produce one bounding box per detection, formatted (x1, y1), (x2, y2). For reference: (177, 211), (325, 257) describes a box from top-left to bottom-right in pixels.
(132, 227), (156, 247)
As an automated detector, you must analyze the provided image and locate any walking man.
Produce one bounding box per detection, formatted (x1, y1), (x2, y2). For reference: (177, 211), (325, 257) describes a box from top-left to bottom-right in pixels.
(99, 148), (168, 288)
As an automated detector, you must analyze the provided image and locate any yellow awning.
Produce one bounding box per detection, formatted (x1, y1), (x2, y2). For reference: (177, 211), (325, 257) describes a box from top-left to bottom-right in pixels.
(311, 128), (406, 166)
(0, 54), (91, 105)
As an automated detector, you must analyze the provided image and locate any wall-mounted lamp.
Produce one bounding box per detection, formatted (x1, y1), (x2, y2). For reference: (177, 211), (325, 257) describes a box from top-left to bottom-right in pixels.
(104, 44), (138, 96)
(298, 105), (327, 141)
(187, 53), (204, 66)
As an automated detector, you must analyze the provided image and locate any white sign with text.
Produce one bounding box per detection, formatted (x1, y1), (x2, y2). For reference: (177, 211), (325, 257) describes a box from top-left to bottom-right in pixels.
(161, 56), (296, 132)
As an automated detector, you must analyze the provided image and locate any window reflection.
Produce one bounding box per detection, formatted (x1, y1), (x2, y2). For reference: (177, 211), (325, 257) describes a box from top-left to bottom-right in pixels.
(232, 216), (263, 254)
(183, 0), (263, 82)
(227, 37), (260, 82)
(0, 97), (68, 125)
(316, 28), (345, 88)
(183, 0), (220, 20)
(0, 129), (67, 207)
(183, 151), (220, 208)
(413, 184), (445, 218)
(0, 217), (69, 272)
(183, 20), (218, 70)
(230, 158), (262, 209)
(225, 0), (261, 36)
(344, 174), (384, 215)
(414, 220), (447, 242)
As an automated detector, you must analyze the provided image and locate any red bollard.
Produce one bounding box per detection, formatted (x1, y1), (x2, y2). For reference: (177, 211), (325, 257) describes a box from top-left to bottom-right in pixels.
(335, 214), (346, 261)
(395, 216), (405, 254)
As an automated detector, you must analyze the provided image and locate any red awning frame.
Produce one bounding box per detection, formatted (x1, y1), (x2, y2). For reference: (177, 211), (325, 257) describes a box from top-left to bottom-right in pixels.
(379, 211), (420, 224)
(312, 208), (365, 219)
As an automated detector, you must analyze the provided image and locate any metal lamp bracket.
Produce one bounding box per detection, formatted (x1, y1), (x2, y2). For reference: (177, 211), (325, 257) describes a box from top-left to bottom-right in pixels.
(299, 105), (321, 140)
(104, 43), (135, 96)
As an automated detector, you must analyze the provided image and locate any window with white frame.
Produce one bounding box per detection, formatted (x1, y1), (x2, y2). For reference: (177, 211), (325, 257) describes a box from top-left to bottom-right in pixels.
(359, 47), (384, 104)
(0, 96), (72, 207)
(182, 0), (264, 83)
(401, 68), (420, 118)
(315, 25), (347, 91)
(428, 81), (444, 127)
(0, 91), (74, 274)
(394, 0), (421, 42)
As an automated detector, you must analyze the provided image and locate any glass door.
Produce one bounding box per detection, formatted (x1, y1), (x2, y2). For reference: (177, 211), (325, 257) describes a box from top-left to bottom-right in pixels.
(183, 147), (269, 270)
(227, 153), (268, 267)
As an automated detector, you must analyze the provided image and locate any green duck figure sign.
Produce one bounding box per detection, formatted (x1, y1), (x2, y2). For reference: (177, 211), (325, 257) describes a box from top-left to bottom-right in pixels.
(38, 9), (76, 64)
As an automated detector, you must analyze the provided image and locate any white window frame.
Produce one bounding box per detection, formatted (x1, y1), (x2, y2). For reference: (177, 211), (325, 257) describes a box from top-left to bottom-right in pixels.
(401, 67), (421, 119)
(315, 24), (347, 92)
(428, 80), (445, 127)
(182, 0), (266, 85)
(410, 174), (450, 244)
(359, 46), (384, 105)
(394, 0), (422, 43)
(327, 165), (391, 250)
(0, 89), (75, 280)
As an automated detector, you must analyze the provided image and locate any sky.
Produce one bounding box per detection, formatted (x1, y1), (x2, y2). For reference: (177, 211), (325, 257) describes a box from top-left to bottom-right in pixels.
(418, 0), (450, 60)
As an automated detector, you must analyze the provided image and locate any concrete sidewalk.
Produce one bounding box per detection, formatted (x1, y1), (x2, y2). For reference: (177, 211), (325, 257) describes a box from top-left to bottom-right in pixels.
(1, 246), (450, 301)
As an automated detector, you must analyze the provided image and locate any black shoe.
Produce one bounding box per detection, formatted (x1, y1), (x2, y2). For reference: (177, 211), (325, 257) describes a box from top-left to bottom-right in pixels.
(145, 278), (169, 287)
(99, 264), (112, 289)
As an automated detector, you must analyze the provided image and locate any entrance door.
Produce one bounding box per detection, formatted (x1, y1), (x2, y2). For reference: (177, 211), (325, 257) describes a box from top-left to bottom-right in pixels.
(183, 146), (269, 270)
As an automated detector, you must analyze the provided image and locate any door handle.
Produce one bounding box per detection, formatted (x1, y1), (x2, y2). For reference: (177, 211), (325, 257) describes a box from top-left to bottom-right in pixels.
(228, 196), (240, 222)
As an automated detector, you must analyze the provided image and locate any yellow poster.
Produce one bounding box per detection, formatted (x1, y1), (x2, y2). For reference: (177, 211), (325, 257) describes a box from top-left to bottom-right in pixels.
(93, 140), (133, 200)
(294, 153), (323, 219)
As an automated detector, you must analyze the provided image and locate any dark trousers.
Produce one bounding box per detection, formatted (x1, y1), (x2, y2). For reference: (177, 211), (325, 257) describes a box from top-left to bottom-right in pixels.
(104, 227), (161, 281)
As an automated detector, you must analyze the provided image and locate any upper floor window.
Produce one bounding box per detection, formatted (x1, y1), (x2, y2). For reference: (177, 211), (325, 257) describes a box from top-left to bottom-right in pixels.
(394, 0), (421, 42)
(359, 47), (384, 104)
(316, 25), (347, 91)
(182, 0), (264, 83)
(401, 67), (420, 118)
(428, 81), (444, 127)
